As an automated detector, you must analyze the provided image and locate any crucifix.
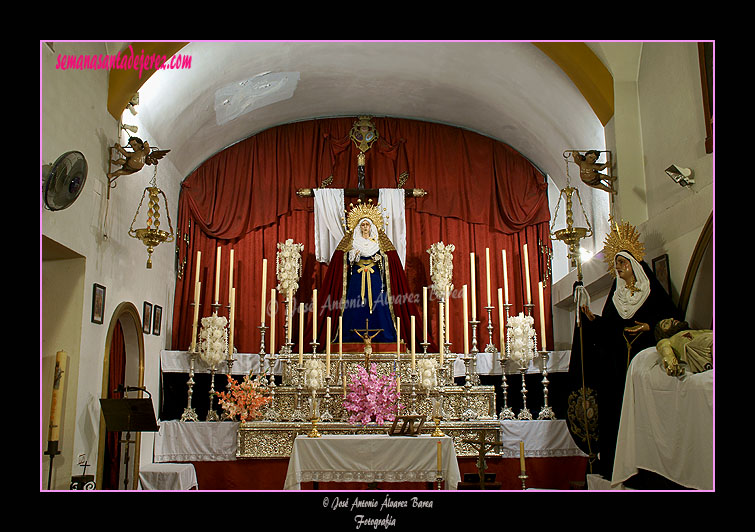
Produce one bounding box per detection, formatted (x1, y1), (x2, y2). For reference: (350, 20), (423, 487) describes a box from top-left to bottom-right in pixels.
(462, 429), (503, 490)
(295, 116), (428, 201)
(352, 318), (383, 365)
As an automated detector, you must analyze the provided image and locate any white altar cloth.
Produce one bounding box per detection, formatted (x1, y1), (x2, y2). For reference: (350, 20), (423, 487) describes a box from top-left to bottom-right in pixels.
(284, 434), (461, 490)
(499, 419), (587, 458)
(612, 347), (713, 490)
(161, 350), (283, 375)
(453, 350), (570, 378)
(154, 420), (239, 462)
(138, 463), (198, 490)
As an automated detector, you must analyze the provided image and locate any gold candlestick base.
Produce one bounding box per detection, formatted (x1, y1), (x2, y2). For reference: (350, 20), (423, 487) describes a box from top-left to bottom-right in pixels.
(431, 417), (444, 437)
(308, 417), (321, 438)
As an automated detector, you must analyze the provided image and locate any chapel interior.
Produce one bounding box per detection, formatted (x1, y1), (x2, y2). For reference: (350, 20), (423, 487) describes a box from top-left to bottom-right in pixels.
(40, 41), (714, 494)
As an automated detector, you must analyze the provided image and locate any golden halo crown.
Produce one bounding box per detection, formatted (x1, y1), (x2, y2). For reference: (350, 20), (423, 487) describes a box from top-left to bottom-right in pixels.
(344, 199), (388, 233)
(602, 218), (645, 276)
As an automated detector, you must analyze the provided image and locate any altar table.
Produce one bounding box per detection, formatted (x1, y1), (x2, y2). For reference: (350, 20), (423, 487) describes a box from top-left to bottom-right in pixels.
(161, 350), (283, 376)
(453, 350), (571, 377)
(284, 434), (461, 490)
(154, 420), (239, 462)
(612, 347), (713, 490)
(138, 463), (198, 490)
(499, 419), (587, 458)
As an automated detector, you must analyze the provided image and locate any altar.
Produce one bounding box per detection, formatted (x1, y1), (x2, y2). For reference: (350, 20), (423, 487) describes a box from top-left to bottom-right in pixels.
(284, 434), (460, 490)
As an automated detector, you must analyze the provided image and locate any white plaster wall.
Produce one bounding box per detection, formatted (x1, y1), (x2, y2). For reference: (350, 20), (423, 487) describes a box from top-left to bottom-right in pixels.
(41, 42), (182, 482)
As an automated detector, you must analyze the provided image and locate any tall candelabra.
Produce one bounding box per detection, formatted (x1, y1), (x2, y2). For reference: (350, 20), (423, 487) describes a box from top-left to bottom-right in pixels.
(537, 350), (556, 420)
(180, 349), (200, 422)
(499, 303), (516, 419)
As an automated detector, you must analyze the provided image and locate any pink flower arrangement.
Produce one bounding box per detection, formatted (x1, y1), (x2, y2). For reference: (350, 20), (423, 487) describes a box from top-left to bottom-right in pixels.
(343, 363), (402, 425)
(217, 374), (272, 422)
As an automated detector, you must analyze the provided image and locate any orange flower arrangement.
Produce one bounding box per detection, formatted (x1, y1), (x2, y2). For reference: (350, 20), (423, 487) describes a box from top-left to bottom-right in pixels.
(217, 374), (272, 422)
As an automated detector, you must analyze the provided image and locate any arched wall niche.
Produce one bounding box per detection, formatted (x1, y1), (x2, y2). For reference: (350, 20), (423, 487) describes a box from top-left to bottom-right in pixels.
(95, 301), (146, 490)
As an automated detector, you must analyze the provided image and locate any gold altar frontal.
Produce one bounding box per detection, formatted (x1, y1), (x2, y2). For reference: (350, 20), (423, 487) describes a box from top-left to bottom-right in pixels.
(236, 352), (501, 458)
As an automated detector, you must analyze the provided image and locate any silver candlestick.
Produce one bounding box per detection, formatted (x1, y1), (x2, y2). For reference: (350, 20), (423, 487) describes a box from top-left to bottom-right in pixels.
(537, 350), (556, 420)
(516, 365), (532, 420)
(483, 305), (496, 353)
(220, 356), (236, 421)
(499, 303), (516, 419)
(206, 367), (220, 421)
(469, 319), (481, 355)
(290, 365), (307, 422)
(257, 323), (268, 371)
(320, 374), (334, 422)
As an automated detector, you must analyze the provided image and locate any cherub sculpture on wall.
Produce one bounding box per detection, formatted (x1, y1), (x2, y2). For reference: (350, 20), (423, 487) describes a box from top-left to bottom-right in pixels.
(568, 149), (616, 194)
(107, 137), (170, 181)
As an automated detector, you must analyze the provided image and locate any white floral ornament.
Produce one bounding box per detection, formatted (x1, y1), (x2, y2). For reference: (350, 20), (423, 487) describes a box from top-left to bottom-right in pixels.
(199, 314), (228, 368)
(303, 359), (325, 390)
(507, 312), (535, 367)
(427, 241), (455, 299)
(417, 358), (438, 390)
(276, 239), (304, 295)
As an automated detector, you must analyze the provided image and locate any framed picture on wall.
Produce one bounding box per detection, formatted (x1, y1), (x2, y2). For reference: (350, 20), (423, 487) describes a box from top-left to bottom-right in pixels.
(153, 305), (163, 336)
(653, 254), (671, 295)
(143, 302), (153, 334)
(92, 284), (106, 324)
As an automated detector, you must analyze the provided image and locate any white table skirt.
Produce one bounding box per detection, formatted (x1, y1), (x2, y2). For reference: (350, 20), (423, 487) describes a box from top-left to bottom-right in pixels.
(499, 419), (587, 458)
(161, 350), (283, 375)
(138, 463), (198, 490)
(154, 420), (239, 462)
(612, 347), (713, 490)
(284, 434), (461, 490)
(453, 350), (571, 378)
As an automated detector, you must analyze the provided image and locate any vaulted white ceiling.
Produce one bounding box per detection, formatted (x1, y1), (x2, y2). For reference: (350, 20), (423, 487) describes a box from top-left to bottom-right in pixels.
(126, 41), (617, 190)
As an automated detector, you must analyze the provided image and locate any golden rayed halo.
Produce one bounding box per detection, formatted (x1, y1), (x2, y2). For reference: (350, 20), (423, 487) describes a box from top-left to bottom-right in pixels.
(602, 217), (645, 276)
(344, 199), (387, 233)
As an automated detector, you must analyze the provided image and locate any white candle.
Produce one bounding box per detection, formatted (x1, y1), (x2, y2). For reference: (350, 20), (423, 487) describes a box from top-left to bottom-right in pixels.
(439, 301), (445, 365)
(339, 316), (343, 356)
(423, 287), (428, 343)
(228, 287), (235, 359)
(485, 247), (492, 307)
(539, 281), (547, 351)
(502, 249), (509, 304)
(523, 244), (531, 304)
(462, 285), (469, 355)
(410, 316), (416, 372)
(470, 252), (477, 321)
(312, 289), (318, 343)
(498, 288), (505, 356)
(48, 351), (67, 443)
(260, 258), (267, 324)
(445, 285), (450, 345)
(287, 289), (293, 342)
(326, 317), (331, 376)
(228, 249), (234, 306)
(520, 441), (526, 472)
(194, 250), (202, 289)
(298, 302), (304, 365)
(214, 246), (222, 303)
(269, 288), (276, 355)
(396, 316), (401, 356)
(191, 281), (201, 352)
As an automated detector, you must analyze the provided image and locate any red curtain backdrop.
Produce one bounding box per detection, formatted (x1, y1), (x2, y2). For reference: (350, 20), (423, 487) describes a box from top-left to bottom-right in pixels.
(171, 117), (553, 355)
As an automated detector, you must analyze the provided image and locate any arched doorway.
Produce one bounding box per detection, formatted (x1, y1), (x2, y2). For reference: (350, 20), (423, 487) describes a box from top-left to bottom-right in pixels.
(95, 302), (146, 490)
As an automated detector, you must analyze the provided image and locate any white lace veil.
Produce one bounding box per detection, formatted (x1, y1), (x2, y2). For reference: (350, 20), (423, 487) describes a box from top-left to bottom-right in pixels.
(349, 218), (380, 263)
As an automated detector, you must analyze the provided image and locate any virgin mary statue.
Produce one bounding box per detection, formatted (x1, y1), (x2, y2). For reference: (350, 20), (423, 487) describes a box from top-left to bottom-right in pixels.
(308, 200), (426, 350)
